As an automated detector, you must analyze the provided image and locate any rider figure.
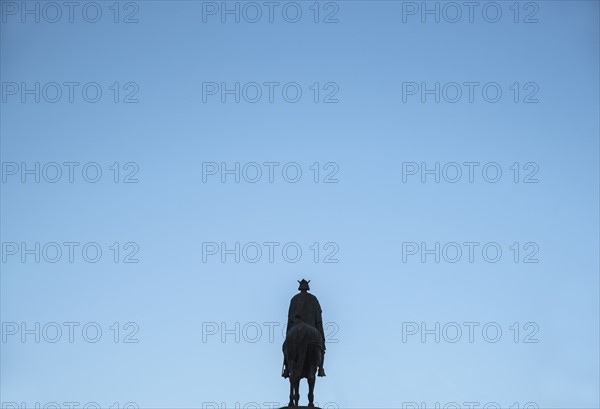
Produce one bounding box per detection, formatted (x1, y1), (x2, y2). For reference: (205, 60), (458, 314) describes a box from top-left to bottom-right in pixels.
(282, 279), (326, 378)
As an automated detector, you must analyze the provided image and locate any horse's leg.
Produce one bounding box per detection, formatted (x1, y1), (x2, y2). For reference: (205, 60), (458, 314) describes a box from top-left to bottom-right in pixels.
(288, 376), (294, 407)
(293, 378), (300, 406)
(307, 375), (316, 407)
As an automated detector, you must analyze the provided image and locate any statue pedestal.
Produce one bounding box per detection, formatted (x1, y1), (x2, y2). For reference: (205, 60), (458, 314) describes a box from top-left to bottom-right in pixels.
(279, 407), (321, 409)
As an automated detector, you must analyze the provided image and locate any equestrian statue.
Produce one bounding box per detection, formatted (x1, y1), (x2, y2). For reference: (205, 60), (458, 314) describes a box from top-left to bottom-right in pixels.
(281, 279), (326, 407)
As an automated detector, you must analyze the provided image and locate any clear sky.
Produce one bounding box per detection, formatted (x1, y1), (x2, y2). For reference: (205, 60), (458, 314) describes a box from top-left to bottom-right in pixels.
(1, 1), (599, 408)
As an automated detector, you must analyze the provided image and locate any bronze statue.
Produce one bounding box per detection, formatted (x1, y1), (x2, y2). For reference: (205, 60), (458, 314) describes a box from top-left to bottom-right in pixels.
(282, 279), (326, 407)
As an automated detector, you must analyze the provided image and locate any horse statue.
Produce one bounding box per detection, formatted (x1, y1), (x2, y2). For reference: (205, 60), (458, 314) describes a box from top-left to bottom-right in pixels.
(282, 321), (324, 407)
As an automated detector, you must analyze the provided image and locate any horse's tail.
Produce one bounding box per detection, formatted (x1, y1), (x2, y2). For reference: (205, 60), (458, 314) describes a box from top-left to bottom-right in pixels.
(285, 322), (321, 379)
(295, 336), (309, 378)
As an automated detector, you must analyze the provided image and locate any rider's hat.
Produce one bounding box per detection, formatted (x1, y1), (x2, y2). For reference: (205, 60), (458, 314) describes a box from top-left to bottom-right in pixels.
(298, 279), (310, 291)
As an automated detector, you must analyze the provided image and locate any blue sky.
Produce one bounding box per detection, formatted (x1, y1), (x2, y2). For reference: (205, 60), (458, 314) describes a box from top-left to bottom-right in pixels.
(1, 1), (599, 408)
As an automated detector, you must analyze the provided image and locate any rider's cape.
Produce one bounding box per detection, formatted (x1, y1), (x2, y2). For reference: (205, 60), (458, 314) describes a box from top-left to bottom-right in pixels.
(287, 292), (326, 349)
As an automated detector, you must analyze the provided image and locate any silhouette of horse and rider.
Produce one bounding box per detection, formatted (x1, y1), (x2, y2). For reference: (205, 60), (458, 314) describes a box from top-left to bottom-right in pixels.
(282, 279), (326, 407)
